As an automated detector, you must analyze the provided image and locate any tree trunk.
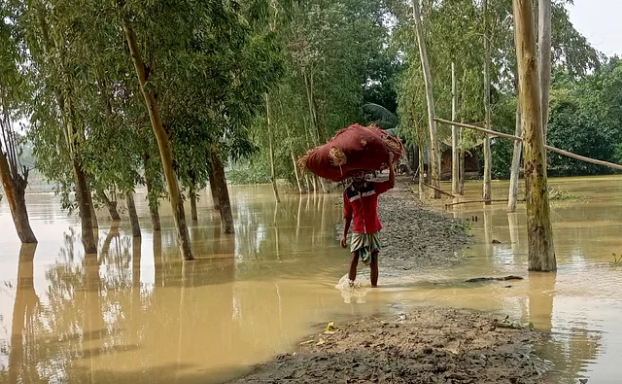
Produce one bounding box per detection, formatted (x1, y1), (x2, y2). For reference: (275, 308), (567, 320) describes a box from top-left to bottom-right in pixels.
(101, 222), (119, 265)
(280, 101), (304, 194)
(73, 158), (97, 254)
(99, 191), (121, 221)
(459, 149), (465, 195)
(538, 0), (552, 158)
(451, 62), (460, 203)
(290, 151), (304, 194)
(210, 145), (234, 234)
(208, 173), (220, 210)
(143, 155), (161, 231)
(122, 18), (193, 260)
(513, 0), (556, 272)
(418, 143), (425, 197)
(318, 177), (328, 194)
(412, 0), (441, 199)
(0, 154), (37, 243)
(304, 72), (326, 143)
(189, 178), (198, 222)
(126, 191), (141, 238)
(508, 102), (523, 212)
(132, 236), (142, 288)
(89, 192), (99, 229)
(483, 0), (492, 205)
(265, 93), (281, 203)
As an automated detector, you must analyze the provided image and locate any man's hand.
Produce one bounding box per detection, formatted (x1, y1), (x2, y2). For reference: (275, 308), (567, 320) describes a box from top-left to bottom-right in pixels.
(388, 152), (395, 167)
(340, 235), (348, 248)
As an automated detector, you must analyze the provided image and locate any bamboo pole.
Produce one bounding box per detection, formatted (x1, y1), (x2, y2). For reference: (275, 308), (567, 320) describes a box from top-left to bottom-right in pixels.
(435, 118), (622, 172)
(445, 199), (526, 209)
(422, 183), (454, 198)
(451, 62), (460, 201)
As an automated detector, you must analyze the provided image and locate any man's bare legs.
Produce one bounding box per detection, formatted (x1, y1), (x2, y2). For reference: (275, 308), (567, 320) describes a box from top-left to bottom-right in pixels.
(349, 251), (379, 287)
(370, 251), (379, 287)
(348, 252), (359, 284)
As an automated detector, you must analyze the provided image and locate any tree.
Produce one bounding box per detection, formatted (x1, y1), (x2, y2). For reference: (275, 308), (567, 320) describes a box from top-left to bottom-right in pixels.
(0, 3), (37, 243)
(482, 0), (492, 205)
(24, 0), (97, 253)
(412, 0), (441, 199)
(539, 0), (552, 147)
(121, 18), (193, 260)
(451, 62), (460, 200)
(513, 0), (556, 272)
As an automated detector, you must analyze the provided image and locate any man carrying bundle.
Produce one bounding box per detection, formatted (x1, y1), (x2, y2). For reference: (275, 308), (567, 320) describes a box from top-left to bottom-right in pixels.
(340, 153), (395, 288)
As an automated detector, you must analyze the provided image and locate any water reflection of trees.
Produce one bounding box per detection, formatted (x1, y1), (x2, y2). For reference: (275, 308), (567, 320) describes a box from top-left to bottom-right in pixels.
(7, 244), (41, 384)
(1, 222), (238, 383)
(1, 192), (342, 383)
(231, 194), (342, 278)
(528, 272), (603, 384)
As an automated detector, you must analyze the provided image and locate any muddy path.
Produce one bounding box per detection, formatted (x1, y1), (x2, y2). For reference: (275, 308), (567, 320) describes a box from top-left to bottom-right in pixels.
(336, 178), (472, 271)
(227, 307), (546, 384)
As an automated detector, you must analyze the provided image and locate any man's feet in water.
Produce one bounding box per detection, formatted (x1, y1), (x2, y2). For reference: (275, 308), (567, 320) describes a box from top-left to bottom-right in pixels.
(349, 279), (356, 288)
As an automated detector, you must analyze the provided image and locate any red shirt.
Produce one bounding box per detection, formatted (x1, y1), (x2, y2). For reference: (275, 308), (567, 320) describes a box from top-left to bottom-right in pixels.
(343, 181), (392, 234)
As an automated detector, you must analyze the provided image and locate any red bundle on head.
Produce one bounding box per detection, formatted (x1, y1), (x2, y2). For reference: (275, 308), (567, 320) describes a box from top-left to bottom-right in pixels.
(301, 124), (405, 182)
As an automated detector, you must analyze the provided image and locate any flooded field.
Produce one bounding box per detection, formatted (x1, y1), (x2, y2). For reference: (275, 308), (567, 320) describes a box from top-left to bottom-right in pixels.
(1, 176), (622, 383)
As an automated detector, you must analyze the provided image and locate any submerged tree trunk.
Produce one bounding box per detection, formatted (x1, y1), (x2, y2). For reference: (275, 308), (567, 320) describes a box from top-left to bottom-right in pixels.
(208, 174), (220, 211)
(0, 155), (37, 243)
(189, 176), (198, 222)
(307, 174), (315, 193)
(73, 159), (97, 254)
(265, 93), (281, 203)
(459, 149), (465, 195)
(412, 0), (441, 199)
(538, 0), (552, 149)
(210, 145), (234, 234)
(89, 192), (99, 229)
(126, 191), (141, 238)
(513, 0), (556, 272)
(122, 18), (193, 260)
(451, 62), (460, 203)
(143, 155), (161, 231)
(99, 191), (121, 221)
(318, 177), (328, 194)
(508, 103), (523, 212)
(291, 152), (304, 194)
(483, 0), (493, 205)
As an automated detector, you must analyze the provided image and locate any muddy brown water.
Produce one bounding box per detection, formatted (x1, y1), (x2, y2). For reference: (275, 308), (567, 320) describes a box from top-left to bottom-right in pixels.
(1, 177), (621, 383)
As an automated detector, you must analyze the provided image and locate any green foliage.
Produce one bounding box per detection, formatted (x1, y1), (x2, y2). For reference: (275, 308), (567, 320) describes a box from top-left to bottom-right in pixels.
(546, 58), (622, 176)
(392, 0), (605, 180)
(227, 161), (272, 185)
(1, 0), (618, 210)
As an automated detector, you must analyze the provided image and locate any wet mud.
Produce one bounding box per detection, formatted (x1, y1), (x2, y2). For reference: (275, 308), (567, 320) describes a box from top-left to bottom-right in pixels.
(228, 307), (546, 384)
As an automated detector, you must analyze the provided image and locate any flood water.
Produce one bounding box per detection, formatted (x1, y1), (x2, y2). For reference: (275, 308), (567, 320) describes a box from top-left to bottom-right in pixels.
(1, 176), (621, 383)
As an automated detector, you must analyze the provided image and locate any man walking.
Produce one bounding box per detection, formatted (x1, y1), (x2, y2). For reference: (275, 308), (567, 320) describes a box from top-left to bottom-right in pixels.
(340, 153), (395, 287)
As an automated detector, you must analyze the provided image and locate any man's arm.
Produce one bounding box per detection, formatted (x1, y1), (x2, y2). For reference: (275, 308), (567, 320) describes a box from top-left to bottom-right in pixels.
(375, 153), (396, 194)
